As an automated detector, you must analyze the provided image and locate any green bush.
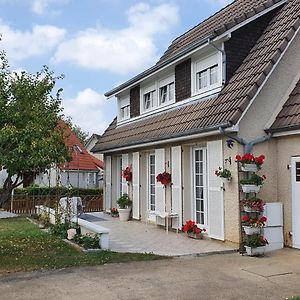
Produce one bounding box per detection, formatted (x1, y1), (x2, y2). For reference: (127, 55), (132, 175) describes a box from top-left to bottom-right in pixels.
(117, 193), (132, 209)
(74, 233), (100, 249)
(49, 223), (70, 238)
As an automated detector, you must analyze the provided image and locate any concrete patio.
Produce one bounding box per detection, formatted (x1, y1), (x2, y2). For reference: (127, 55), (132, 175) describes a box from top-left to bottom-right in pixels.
(81, 212), (237, 256)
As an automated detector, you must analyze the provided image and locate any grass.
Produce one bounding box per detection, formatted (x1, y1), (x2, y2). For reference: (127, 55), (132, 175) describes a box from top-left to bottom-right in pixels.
(0, 217), (166, 274)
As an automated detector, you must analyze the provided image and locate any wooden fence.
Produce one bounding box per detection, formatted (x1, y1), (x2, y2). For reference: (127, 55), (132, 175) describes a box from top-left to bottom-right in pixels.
(3, 194), (103, 215)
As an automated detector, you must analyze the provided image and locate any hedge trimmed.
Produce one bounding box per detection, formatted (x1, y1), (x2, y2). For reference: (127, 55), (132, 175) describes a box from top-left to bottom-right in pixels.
(12, 187), (103, 196)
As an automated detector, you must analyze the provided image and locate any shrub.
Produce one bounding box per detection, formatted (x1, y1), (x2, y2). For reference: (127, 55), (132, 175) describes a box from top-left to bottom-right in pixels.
(117, 194), (132, 209)
(74, 233), (100, 249)
(245, 235), (268, 248)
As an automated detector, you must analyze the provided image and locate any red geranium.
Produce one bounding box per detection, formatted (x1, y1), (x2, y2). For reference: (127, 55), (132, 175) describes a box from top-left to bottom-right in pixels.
(122, 166), (132, 182)
(242, 215), (267, 228)
(235, 153), (265, 169)
(182, 220), (206, 237)
(156, 172), (171, 186)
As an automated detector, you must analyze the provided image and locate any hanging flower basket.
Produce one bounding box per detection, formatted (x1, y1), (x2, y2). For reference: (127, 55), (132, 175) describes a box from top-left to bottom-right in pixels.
(220, 177), (231, 184)
(241, 164), (259, 173)
(156, 172), (171, 186)
(215, 167), (232, 183)
(241, 184), (261, 193)
(245, 246), (266, 256)
(122, 166), (132, 182)
(243, 226), (261, 235)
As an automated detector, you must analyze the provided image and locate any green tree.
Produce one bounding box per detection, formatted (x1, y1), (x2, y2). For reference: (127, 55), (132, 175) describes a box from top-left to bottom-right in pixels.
(65, 117), (89, 145)
(0, 50), (71, 206)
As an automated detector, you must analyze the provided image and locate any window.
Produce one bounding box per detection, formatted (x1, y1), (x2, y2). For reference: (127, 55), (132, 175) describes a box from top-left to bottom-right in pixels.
(120, 104), (130, 119)
(159, 82), (174, 105)
(144, 90), (155, 110)
(149, 154), (155, 211)
(197, 64), (218, 91)
(118, 156), (123, 198)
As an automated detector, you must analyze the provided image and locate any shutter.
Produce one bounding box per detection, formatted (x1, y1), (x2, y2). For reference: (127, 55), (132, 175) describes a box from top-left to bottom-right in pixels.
(105, 156), (112, 212)
(171, 146), (182, 229)
(132, 152), (140, 220)
(155, 149), (165, 216)
(207, 140), (224, 240)
(122, 154), (129, 195)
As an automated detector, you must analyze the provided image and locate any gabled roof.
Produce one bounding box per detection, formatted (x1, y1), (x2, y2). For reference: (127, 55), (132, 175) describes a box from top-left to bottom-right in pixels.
(59, 122), (104, 171)
(94, 0), (300, 153)
(105, 0), (286, 97)
(269, 79), (300, 132)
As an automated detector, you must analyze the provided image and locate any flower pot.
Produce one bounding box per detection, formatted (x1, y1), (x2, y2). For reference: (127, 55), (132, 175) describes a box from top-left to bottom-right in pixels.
(241, 164), (259, 172)
(243, 206), (261, 213)
(245, 245), (266, 256)
(118, 208), (131, 221)
(243, 226), (261, 235)
(187, 232), (203, 239)
(220, 177), (231, 184)
(241, 184), (261, 193)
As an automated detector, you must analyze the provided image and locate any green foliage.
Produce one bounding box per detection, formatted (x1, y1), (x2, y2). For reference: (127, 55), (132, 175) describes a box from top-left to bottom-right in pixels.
(49, 223), (69, 238)
(64, 116), (89, 144)
(74, 233), (100, 249)
(117, 193), (132, 209)
(245, 235), (268, 248)
(240, 174), (266, 186)
(0, 217), (165, 273)
(38, 210), (50, 227)
(0, 50), (71, 205)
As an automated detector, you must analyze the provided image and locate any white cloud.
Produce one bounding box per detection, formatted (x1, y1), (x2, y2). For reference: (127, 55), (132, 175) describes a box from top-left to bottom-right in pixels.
(62, 88), (109, 135)
(0, 20), (66, 63)
(53, 3), (179, 74)
(31, 0), (70, 15)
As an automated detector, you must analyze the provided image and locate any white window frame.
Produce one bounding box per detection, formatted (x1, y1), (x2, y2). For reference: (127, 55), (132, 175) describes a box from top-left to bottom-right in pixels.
(192, 147), (208, 228)
(141, 84), (157, 112)
(191, 51), (223, 97)
(118, 156), (123, 198)
(118, 95), (130, 121)
(158, 75), (175, 107)
(148, 153), (156, 212)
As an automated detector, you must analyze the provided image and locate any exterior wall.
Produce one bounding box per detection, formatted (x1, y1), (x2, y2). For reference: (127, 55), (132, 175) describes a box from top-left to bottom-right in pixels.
(175, 59), (191, 102)
(225, 8), (278, 82)
(111, 156), (119, 208)
(130, 85), (140, 118)
(0, 169), (8, 188)
(86, 137), (103, 161)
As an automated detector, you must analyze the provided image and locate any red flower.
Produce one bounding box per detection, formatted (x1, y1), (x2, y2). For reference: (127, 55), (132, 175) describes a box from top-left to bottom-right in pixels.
(242, 215), (248, 222)
(235, 154), (242, 161)
(261, 216), (267, 223)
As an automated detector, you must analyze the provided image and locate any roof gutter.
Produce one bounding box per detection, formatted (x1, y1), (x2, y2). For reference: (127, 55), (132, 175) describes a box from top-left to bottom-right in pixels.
(95, 121), (232, 154)
(104, 33), (216, 97)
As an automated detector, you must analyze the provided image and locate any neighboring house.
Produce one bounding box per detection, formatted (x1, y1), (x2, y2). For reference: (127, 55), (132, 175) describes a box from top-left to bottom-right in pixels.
(92, 0), (300, 247)
(36, 122), (104, 189)
(86, 134), (103, 161)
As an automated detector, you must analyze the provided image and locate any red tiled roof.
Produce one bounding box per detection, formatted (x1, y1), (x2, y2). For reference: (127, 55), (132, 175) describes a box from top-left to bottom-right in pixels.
(94, 0), (300, 152)
(269, 79), (300, 132)
(58, 121), (104, 171)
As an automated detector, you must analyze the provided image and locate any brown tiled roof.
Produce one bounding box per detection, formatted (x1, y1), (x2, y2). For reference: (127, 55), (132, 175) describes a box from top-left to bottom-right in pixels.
(269, 79), (300, 132)
(94, 0), (300, 152)
(159, 0), (284, 63)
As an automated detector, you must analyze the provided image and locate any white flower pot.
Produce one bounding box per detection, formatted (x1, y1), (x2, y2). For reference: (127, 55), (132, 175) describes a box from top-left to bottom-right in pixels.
(241, 164), (259, 172)
(245, 246), (266, 256)
(243, 206), (260, 213)
(118, 208), (131, 221)
(243, 226), (261, 235)
(241, 184), (261, 193)
(220, 177), (231, 184)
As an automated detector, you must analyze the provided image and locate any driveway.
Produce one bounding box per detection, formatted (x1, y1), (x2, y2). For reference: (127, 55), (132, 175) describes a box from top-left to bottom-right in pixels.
(1, 248), (300, 300)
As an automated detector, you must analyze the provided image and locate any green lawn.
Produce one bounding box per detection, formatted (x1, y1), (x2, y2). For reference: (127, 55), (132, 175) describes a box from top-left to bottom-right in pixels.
(0, 217), (166, 274)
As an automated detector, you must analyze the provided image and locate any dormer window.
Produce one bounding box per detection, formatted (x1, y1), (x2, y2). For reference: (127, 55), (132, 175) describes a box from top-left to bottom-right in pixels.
(118, 95), (130, 121)
(159, 78), (175, 105)
(144, 90), (155, 110)
(192, 51), (223, 97)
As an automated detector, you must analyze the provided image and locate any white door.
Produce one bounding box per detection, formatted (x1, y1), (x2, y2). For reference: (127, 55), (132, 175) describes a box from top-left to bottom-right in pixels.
(105, 156), (112, 212)
(148, 153), (156, 221)
(193, 148), (207, 228)
(132, 152), (140, 220)
(292, 157), (300, 249)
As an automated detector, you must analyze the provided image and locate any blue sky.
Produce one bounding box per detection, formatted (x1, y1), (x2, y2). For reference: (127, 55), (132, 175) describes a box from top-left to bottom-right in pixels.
(0, 0), (232, 135)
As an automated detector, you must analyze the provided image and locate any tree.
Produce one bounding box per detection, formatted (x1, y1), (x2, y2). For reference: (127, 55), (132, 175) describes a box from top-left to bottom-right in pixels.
(65, 117), (89, 145)
(0, 50), (71, 206)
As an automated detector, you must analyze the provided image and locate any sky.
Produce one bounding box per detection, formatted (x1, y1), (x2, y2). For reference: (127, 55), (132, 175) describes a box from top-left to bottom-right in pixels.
(0, 0), (233, 136)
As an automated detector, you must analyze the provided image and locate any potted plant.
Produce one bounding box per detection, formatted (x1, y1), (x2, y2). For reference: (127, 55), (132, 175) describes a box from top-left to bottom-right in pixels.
(215, 167), (232, 183)
(110, 207), (119, 218)
(156, 171), (171, 186)
(117, 193), (132, 221)
(236, 153), (265, 172)
(242, 215), (267, 235)
(240, 174), (266, 193)
(242, 197), (265, 212)
(244, 235), (268, 256)
(182, 220), (206, 239)
(122, 166), (132, 182)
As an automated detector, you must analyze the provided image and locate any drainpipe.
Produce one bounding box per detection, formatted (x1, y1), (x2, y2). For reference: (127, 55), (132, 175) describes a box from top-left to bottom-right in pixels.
(218, 127), (273, 153)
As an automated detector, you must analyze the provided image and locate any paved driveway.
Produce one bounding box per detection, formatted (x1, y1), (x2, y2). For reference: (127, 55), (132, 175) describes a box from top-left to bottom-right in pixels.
(82, 212), (236, 256)
(0, 249), (300, 300)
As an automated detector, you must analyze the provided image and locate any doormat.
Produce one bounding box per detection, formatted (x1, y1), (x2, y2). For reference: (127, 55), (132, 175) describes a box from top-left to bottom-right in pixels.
(79, 215), (107, 222)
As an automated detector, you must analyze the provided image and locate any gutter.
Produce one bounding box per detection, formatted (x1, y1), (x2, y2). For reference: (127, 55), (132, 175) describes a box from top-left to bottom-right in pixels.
(94, 121), (232, 154)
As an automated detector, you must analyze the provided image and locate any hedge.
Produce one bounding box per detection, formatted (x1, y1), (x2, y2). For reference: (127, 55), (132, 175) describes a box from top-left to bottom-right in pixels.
(11, 187), (103, 196)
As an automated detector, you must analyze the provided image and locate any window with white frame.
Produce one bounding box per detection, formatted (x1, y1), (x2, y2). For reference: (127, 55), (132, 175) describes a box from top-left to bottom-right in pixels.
(193, 52), (222, 95)
(159, 76), (175, 105)
(144, 90), (155, 110)
(118, 95), (130, 121)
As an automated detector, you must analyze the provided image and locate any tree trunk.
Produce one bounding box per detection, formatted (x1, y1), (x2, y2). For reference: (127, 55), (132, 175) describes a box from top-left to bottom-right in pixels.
(0, 175), (22, 207)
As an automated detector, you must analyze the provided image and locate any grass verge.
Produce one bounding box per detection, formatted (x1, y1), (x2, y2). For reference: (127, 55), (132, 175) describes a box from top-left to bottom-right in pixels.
(0, 217), (167, 274)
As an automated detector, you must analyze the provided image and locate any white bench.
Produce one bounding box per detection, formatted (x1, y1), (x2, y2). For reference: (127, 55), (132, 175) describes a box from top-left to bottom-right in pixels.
(147, 210), (179, 234)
